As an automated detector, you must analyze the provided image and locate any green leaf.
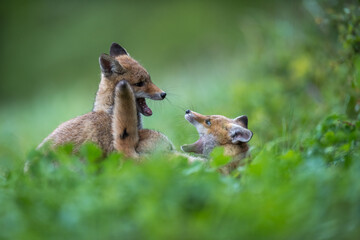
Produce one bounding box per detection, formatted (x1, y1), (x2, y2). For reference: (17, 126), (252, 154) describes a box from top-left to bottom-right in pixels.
(79, 143), (103, 163)
(210, 147), (232, 168)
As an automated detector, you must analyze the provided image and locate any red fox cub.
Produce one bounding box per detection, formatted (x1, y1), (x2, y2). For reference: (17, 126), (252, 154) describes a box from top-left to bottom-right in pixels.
(181, 110), (253, 174)
(38, 43), (173, 157)
(94, 43), (166, 129)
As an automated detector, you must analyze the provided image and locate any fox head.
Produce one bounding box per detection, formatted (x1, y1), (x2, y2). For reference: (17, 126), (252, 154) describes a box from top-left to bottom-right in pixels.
(181, 110), (253, 155)
(94, 43), (166, 116)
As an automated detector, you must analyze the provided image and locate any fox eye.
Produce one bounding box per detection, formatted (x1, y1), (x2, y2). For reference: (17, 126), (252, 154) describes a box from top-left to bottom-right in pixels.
(134, 81), (145, 87)
(205, 119), (211, 126)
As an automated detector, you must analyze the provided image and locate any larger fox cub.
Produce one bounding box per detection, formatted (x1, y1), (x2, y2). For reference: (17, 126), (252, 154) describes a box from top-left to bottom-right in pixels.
(181, 110), (253, 174)
(38, 43), (173, 156)
(94, 43), (166, 129)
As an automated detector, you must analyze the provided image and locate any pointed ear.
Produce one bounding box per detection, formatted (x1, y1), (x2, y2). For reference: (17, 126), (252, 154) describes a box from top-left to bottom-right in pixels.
(110, 43), (128, 57)
(234, 115), (248, 128)
(99, 53), (125, 76)
(229, 124), (253, 143)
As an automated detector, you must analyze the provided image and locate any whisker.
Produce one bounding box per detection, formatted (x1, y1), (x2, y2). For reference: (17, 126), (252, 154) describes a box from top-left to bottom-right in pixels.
(163, 90), (181, 98)
(165, 98), (187, 112)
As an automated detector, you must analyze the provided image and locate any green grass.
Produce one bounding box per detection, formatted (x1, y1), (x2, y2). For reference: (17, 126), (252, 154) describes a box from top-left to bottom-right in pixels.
(1, 1), (360, 239)
(1, 115), (359, 239)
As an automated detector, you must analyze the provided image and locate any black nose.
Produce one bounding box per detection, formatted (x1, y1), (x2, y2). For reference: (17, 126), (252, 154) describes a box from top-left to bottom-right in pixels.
(160, 92), (166, 99)
(185, 110), (191, 114)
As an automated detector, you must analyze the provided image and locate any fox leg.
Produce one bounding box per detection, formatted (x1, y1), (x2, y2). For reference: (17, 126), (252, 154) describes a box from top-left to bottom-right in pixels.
(112, 80), (139, 158)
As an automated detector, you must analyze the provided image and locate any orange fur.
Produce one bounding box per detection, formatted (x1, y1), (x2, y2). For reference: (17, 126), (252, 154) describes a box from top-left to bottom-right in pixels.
(181, 110), (253, 174)
(38, 43), (173, 158)
(112, 81), (139, 158)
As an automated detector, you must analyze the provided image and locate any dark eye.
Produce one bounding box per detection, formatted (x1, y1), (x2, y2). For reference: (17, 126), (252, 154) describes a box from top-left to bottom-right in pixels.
(205, 119), (211, 126)
(135, 81), (145, 87)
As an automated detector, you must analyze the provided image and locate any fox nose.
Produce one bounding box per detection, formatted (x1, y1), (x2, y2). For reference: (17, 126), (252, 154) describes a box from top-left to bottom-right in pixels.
(185, 110), (191, 114)
(160, 92), (167, 99)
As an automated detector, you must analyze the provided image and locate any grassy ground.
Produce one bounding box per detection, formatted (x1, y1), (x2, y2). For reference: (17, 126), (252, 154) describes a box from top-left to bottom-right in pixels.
(0, 1), (360, 239)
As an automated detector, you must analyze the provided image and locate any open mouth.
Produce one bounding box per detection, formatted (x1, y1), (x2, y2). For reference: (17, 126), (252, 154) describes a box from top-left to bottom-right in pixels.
(181, 111), (205, 154)
(137, 98), (152, 116)
(181, 137), (204, 154)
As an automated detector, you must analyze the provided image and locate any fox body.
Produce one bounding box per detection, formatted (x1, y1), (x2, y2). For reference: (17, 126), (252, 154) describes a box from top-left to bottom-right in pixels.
(181, 110), (253, 174)
(40, 81), (173, 157)
(38, 43), (173, 157)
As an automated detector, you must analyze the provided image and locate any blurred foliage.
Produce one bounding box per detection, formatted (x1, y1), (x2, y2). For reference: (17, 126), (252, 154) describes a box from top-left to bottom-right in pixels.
(0, 114), (359, 239)
(305, 114), (360, 167)
(305, 0), (360, 118)
(1, 0), (360, 239)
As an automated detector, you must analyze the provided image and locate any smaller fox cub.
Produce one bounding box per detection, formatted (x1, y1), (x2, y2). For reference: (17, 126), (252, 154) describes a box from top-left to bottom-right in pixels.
(181, 110), (253, 174)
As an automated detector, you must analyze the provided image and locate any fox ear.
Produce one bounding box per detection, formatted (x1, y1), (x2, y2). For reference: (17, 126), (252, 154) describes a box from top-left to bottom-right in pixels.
(110, 43), (128, 57)
(234, 115), (248, 128)
(229, 124), (253, 143)
(99, 53), (125, 76)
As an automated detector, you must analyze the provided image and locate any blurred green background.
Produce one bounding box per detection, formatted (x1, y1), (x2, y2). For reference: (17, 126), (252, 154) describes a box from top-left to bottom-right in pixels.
(0, 0), (324, 159)
(1, 0), (360, 239)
